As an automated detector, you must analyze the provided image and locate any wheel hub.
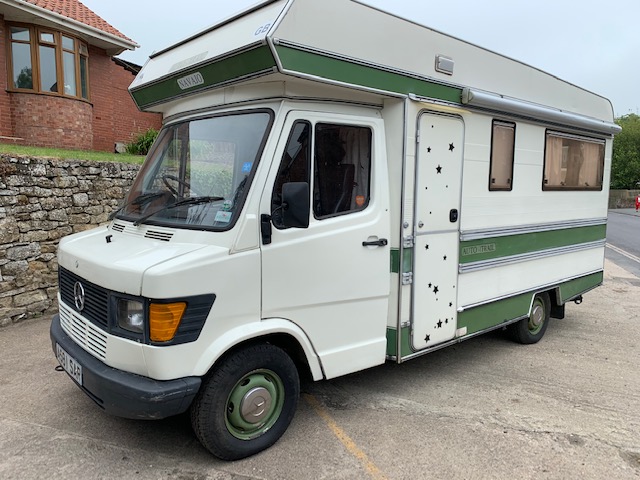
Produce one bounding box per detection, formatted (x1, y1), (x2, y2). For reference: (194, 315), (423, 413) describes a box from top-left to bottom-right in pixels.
(531, 304), (544, 327)
(240, 387), (272, 424)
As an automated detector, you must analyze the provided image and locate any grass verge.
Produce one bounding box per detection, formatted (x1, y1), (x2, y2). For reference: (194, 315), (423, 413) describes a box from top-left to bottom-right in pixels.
(0, 143), (145, 164)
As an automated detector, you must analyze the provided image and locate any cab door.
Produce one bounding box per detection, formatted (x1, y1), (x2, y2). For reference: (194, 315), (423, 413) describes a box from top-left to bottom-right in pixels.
(260, 111), (390, 379)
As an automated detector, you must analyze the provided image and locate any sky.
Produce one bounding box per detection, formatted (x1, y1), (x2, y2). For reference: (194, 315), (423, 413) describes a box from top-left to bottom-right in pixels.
(80, 0), (640, 118)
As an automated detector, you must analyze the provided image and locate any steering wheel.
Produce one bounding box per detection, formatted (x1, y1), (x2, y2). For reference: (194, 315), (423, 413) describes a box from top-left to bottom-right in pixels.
(162, 174), (195, 197)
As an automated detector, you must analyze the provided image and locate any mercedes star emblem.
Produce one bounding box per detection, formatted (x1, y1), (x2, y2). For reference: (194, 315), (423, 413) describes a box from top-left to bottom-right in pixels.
(73, 282), (86, 312)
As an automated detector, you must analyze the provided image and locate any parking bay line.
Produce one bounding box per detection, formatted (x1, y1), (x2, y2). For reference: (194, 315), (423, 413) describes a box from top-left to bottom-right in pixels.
(303, 393), (388, 480)
(606, 243), (640, 264)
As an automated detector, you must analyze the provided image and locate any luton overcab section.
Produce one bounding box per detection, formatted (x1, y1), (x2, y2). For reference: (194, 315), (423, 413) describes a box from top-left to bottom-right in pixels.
(50, 0), (620, 460)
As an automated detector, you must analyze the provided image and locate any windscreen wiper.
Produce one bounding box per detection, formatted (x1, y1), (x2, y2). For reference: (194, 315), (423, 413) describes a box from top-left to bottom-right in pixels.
(133, 196), (225, 226)
(108, 191), (169, 221)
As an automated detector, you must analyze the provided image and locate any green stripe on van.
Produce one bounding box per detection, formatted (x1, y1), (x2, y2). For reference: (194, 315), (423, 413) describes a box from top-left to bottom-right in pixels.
(390, 248), (413, 274)
(275, 45), (462, 102)
(131, 46), (277, 110)
(459, 225), (606, 264)
(386, 326), (412, 357)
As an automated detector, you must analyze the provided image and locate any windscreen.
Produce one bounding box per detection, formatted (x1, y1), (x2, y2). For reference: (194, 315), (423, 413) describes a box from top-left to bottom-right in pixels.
(115, 110), (273, 230)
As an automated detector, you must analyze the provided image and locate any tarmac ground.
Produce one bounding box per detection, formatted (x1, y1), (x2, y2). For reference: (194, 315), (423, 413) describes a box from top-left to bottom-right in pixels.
(1, 259), (639, 480)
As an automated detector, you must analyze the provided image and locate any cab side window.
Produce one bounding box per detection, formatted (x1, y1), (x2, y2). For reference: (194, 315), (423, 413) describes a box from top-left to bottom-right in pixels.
(314, 123), (372, 218)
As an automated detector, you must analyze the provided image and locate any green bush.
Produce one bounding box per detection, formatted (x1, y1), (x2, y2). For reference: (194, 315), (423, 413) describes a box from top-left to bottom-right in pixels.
(125, 128), (159, 155)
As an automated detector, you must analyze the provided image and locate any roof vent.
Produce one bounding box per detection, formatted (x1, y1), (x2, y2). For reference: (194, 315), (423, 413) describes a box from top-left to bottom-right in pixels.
(435, 55), (454, 75)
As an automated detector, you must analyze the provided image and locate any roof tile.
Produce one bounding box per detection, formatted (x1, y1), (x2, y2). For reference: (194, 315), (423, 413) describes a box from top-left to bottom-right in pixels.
(23, 0), (134, 43)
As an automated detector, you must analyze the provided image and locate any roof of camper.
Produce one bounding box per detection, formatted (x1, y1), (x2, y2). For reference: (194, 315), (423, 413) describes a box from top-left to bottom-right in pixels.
(129, 0), (615, 127)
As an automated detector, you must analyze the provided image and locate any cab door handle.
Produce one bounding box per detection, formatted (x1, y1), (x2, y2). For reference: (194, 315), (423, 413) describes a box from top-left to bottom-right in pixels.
(362, 238), (388, 247)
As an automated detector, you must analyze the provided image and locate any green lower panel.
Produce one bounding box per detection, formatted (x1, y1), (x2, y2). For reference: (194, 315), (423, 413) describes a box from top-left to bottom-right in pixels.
(558, 272), (603, 303)
(457, 293), (532, 335)
(386, 326), (412, 357)
(457, 271), (604, 336)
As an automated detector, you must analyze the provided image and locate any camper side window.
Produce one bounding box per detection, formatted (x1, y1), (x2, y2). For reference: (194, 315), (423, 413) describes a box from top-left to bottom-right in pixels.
(543, 131), (605, 191)
(313, 123), (372, 219)
(489, 120), (515, 191)
(271, 121), (312, 229)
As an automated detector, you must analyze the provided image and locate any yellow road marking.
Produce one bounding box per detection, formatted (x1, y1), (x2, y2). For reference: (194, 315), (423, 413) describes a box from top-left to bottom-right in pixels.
(303, 393), (388, 480)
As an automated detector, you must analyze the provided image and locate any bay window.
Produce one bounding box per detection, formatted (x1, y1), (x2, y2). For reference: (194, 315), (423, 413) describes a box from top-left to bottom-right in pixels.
(8, 24), (89, 100)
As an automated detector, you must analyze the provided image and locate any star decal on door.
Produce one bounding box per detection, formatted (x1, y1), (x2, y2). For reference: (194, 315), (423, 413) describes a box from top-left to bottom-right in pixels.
(436, 165), (442, 174)
(449, 143), (455, 152)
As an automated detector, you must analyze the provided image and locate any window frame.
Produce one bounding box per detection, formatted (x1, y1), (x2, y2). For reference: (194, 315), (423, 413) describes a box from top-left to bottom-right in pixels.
(312, 122), (373, 220)
(6, 23), (90, 100)
(271, 120), (312, 230)
(488, 120), (516, 192)
(542, 130), (605, 192)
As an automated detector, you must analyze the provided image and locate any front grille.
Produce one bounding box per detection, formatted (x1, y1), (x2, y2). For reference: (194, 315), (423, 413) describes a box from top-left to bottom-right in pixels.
(59, 302), (108, 359)
(59, 268), (109, 329)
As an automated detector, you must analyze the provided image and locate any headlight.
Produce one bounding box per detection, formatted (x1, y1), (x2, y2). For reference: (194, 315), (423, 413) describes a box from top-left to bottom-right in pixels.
(117, 299), (145, 333)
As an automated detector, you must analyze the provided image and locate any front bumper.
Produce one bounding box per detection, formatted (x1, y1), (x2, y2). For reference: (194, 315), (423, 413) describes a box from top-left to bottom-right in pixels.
(50, 314), (201, 419)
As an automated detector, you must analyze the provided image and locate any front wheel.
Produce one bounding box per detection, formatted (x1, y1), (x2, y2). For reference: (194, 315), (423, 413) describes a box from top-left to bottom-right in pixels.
(190, 344), (300, 460)
(509, 292), (551, 344)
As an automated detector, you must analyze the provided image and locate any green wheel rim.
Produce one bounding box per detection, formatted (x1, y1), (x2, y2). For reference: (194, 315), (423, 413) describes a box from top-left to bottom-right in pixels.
(225, 369), (285, 440)
(528, 297), (546, 335)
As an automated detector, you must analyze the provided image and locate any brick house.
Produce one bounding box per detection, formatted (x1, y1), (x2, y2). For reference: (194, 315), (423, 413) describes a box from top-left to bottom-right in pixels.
(0, 0), (161, 151)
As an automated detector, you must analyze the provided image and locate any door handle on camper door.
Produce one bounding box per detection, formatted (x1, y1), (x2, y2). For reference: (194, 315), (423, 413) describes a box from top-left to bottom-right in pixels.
(362, 238), (388, 247)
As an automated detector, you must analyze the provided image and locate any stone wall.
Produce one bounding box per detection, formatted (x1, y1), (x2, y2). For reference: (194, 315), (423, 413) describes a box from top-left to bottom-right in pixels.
(609, 190), (640, 209)
(0, 154), (140, 327)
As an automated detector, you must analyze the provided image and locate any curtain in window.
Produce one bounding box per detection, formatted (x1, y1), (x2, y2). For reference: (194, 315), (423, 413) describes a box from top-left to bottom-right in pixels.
(545, 136), (564, 186)
(339, 128), (371, 204)
(578, 142), (603, 188)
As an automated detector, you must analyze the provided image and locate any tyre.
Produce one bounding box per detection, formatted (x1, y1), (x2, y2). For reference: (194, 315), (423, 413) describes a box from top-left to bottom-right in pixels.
(509, 292), (551, 344)
(190, 343), (300, 460)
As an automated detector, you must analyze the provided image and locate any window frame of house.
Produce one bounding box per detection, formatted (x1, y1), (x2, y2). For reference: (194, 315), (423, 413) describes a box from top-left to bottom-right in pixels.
(542, 130), (605, 191)
(489, 120), (516, 191)
(6, 23), (90, 101)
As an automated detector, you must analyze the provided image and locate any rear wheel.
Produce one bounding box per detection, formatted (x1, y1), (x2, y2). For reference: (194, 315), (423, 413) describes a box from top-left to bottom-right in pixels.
(509, 292), (551, 344)
(190, 343), (299, 460)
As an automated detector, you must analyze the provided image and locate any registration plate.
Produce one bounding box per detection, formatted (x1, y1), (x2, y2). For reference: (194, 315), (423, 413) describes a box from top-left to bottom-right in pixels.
(56, 343), (83, 386)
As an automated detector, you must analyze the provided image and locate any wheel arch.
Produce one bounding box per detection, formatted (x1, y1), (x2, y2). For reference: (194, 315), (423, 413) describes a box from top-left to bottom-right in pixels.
(193, 319), (324, 381)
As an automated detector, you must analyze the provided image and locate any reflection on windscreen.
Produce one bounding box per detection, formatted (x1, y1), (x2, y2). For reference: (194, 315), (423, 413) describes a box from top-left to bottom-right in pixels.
(117, 110), (273, 230)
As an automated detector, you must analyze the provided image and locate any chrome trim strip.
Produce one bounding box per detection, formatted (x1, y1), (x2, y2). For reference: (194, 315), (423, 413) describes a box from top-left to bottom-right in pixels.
(396, 99), (410, 363)
(459, 240), (606, 274)
(460, 218), (607, 242)
(458, 269), (603, 312)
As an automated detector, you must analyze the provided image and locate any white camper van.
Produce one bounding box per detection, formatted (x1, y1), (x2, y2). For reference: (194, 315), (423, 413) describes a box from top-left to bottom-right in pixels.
(51, 0), (621, 460)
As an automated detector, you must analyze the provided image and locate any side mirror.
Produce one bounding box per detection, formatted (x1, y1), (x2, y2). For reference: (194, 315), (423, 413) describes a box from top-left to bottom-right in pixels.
(282, 182), (310, 228)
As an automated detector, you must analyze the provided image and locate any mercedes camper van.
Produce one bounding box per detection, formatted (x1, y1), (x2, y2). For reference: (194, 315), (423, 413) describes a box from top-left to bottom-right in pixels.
(51, 0), (620, 460)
